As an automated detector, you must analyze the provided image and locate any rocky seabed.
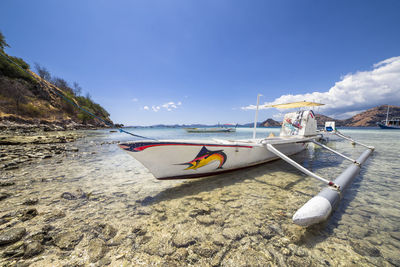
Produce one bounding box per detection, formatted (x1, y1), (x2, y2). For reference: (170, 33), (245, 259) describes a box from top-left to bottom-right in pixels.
(0, 130), (399, 266)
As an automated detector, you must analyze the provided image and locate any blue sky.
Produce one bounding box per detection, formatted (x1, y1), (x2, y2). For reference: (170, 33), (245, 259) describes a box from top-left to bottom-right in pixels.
(1, 0), (400, 125)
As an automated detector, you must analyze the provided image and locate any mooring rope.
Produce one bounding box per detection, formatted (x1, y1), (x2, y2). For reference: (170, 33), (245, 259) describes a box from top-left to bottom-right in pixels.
(0, 51), (156, 140)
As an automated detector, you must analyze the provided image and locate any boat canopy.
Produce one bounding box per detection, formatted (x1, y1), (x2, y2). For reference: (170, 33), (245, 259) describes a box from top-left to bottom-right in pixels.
(264, 101), (325, 109)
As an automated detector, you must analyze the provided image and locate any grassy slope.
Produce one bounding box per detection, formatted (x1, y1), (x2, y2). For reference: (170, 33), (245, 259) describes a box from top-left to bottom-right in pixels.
(0, 52), (113, 127)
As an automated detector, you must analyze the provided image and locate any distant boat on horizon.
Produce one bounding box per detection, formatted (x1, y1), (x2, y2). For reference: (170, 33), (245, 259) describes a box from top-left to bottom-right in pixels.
(184, 124), (237, 133)
(377, 105), (400, 129)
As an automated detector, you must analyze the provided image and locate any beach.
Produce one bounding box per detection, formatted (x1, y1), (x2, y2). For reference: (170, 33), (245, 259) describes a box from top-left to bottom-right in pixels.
(0, 127), (399, 266)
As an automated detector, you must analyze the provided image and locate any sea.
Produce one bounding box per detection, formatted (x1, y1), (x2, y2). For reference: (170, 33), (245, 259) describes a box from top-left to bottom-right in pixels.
(2, 127), (400, 266)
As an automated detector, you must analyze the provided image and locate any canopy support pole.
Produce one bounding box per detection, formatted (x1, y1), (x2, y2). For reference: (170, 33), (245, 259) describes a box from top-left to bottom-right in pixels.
(311, 140), (358, 164)
(253, 94), (262, 139)
(266, 144), (339, 189)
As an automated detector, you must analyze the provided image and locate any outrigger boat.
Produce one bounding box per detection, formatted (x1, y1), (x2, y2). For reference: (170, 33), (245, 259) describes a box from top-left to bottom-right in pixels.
(119, 98), (375, 227)
(120, 106), (318, 180)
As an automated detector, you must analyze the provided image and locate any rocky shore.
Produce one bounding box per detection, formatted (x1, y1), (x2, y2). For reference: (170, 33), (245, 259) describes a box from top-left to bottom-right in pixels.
(0, 126), (83, 173)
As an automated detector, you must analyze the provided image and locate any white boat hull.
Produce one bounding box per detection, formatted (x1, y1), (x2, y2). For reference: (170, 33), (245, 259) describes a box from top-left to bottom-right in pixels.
(119, 138), (307, 179)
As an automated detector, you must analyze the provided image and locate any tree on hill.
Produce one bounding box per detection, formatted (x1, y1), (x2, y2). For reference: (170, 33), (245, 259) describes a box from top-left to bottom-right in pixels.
(52, 77), (74, 95)
(34, 62), (51, 81)
(0, 31), (10, 51)
(73, 82), (82, 96)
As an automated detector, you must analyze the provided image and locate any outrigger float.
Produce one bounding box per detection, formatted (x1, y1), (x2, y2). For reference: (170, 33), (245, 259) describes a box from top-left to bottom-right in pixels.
(119, 98), (374, 227)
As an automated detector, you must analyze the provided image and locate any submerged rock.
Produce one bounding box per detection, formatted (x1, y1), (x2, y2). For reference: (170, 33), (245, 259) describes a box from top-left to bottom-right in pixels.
(390, 231), (400, 241)
(222, 247), (273, 266)
(0, 192), (11, 201)
(193, 241), (219, 258)
(44, 209), (66, 222)
(0, 181), (15, 187)
(172, 232), (197, 248)
(3, 240), (25, 257)
(23, 197), (39, 205)
(93, 223), (117, 241)
(142, 235), (176, 257)
(24, 241), (43, 258)
(196, 215), (215, 225)
(222, 227), (245, 241)
(88, 238), (108, 263)
(54, 231), (83, 250)
(0, 227), (26, 246)
(351, 240), (381, 257)
(20, 208), (38, 221)
(61, 192), (77, 200)
(132, 223), (147, 237)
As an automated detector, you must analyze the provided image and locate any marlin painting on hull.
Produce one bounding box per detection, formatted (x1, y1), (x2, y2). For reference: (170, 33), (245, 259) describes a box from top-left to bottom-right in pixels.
(178, 146), (227, 170)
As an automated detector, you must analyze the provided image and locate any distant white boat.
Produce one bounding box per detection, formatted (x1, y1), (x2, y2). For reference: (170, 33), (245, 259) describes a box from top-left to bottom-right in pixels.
(184, 123), (237, 133)
(184, 127), (236, 133)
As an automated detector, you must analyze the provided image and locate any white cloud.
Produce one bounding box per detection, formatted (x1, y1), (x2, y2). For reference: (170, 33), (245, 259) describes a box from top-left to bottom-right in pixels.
(241, 56), (400, 118)
(143, 101), (183, 112)
(132, 98), (138, 102)
(152, 105), (161, 112)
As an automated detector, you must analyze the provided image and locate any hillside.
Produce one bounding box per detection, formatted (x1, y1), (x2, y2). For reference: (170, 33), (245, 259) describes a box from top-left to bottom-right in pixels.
(314, 114), (342, 127)
(341, 105), (400, 127)
(261, 118), (281, 127)
(0, 50), (113, 130)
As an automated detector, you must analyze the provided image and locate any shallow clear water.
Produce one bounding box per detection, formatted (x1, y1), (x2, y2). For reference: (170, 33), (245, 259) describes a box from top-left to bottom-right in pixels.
(1, 127), (399, 266)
